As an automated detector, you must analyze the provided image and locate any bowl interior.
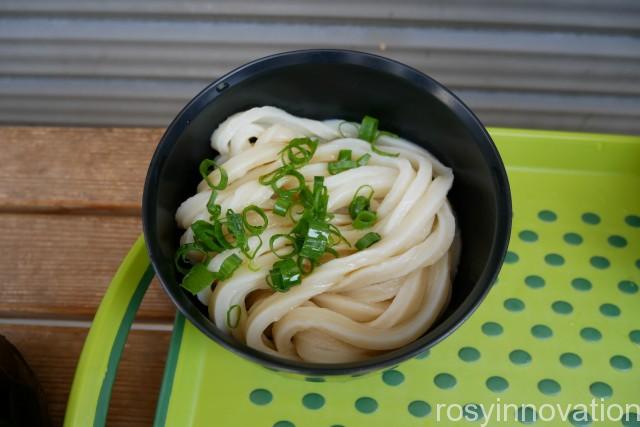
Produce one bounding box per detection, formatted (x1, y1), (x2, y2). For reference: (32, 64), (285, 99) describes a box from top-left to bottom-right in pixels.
(143, 50), (511, 375)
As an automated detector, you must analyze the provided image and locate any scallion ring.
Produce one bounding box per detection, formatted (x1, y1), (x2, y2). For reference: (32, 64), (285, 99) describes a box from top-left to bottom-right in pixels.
(242, 205), (268, 235)
(226, 304), (241, 329)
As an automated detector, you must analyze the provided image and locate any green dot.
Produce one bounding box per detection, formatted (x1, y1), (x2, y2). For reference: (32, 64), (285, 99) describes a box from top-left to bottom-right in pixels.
(582, 212), (600, 225)
(482, 321), (503, 336)
(552, 300), (573, 314)
(610, 355), (632, 371)
(636, 259), (640, 270)
(590, 381), (613, 398)
(545, 253), (565, 266)
(305, 377), (325, 383)
(415, 349), (430, 359)
(273, 422), (294, 427)
(505, 251), (519, 264)
(537, 379), (561, 395)
(458, 346), (480, 362)
(249, 388), (273, 405)
(517, 406), (537, 424)
(463, 403), (485, 421)
(622, 413), (640, 426)
(408, 400), (431, 418)
(571, 278), (592, 291)
(625, 214), (640, 227)
(382, 370), (405, 386)
(608, 235), (628, 248)
(630, 330), (640, 344)
(564, 232), (583, 245)
(434, 373), (457, 389)
(618, 280), (638, 294)
(569, 410), (592, 426)
(560, 352), (582, 368)
(519, 230), (538, 242)
(531, 324), (553, 339)
(538, 210), (557, 222)
(590, 256), (610, 269)
(355, 397), (378, 414)
(504, 298), (525, 312)
(524, 275), (545, 289)
(486, 376), (509, 392)
(581, 327), (602, 341)
(302, 393), (325, 410)
(600, 303), (621, 317)
(509, 349), (532, 365)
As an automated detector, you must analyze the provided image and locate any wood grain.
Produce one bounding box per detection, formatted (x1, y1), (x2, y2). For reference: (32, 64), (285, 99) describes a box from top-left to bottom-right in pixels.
(0, 212), (174, 321)
(0, 126), (162, 214)
(0, 324), (171, 427)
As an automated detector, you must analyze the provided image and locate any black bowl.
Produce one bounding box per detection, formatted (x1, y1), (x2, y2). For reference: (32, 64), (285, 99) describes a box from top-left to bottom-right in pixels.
(143, 49), (511, 377)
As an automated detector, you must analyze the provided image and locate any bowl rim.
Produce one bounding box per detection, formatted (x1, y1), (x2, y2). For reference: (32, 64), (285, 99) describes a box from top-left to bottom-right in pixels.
(142, 48), (512, 376)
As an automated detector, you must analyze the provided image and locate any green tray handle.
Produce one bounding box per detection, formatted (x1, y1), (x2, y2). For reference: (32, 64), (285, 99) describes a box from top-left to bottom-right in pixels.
(64, 234), (156, 427)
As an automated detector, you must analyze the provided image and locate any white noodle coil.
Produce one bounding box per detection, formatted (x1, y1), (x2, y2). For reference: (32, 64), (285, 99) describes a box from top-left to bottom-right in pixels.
(175, 106), (457, 363)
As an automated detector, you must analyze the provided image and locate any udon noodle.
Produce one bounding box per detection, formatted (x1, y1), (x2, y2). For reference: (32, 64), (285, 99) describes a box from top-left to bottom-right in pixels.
(175, 106), (457, 363)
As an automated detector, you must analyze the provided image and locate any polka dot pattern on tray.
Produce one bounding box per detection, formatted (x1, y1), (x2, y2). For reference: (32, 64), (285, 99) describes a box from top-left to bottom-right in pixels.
(180, 161), (640, 427)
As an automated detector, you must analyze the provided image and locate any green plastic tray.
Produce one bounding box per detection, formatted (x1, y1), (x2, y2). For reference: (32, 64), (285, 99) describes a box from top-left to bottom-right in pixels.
(65, 128), (640, 427)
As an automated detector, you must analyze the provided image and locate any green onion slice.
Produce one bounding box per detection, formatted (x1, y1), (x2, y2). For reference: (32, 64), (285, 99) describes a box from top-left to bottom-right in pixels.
(355, 232), (382, 250)
(180, 263), (216, 294)
(358, 116), (378, 143)
(267, 258), (302, 292)
(191, 220), (224, 252)
(242, 205), (268, 235)
(174, 243), (206, 275)
(353, 210), (377, 229)
(217, 253), (242, 281)
(226, 304), (241, 328)
(206, 191), (221, 220)
(280, 137), (318, 167)
(299, 219), (330, 261)
(199, 159), (229, 190)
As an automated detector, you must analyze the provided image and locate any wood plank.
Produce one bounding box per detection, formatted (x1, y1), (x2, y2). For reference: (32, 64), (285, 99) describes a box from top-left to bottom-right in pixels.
(0, 126), (162, 213)
(0, 213), (174, 321)
(0, 323), (171, 427)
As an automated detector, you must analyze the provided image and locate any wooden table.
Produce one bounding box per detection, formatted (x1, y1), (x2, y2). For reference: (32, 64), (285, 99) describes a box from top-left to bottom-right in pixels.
(0, 127), (174, 426)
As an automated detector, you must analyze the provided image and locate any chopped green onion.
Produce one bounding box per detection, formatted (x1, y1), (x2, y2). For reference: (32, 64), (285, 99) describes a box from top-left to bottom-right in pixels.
(357, 116), (399, 157)
(273, 193), (294, 216)
(327, 149), (371, 175)
(226, 304), (241, 328)
(349, 195), (370, 220)
(356, 153), (371, 166)
(212, 221), (235, 250)
(358, 116), (378, 143)
(328, 159), (356, 175)
(267, 258), (302, 292)
(269, 234), (297, 259)
(355, 232), (382, 250)
(297, 256), (315, 275)
(299, 219), (330, 261)
(353, 210), (377, 229)
(280, 137), (318, 167)
(338, 149), (352, 161)
(242, 205), (268, 235)
(174, 243), (206, 275)
(218, 253), (242, 281)
(372, 144), (400, 158)
(180, 263), (216, 294)
(199, 159), (228, 190)
(206, 191), (221, 220)
(349, 185), (374, 219)
(328, 223), (350, 247)
(241, 235), (262, 260)
(258, 167), (284, 186)
(226, 209), (248, 250)
(191, 220), (224, 252)
(271, 169), (306, 194)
